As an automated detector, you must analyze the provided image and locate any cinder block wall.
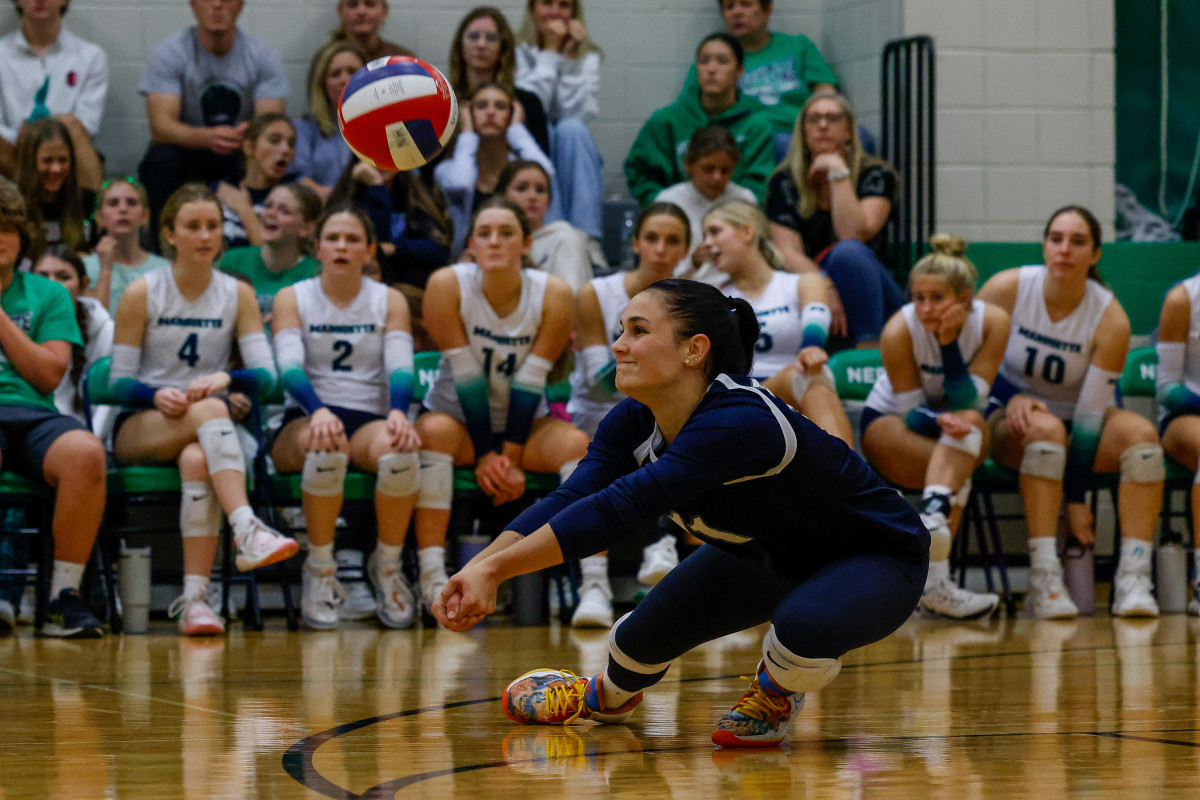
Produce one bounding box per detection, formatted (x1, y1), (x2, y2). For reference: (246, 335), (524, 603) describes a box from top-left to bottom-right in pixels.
(0, 0), (1115, 236)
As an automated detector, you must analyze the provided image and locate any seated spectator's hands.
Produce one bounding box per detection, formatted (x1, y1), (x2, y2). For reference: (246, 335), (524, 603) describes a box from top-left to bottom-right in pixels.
(186, 371), (231, 402)
(94, 234), (117, 272)
(797, 345), (828, 373)
(206, 123), (248, 156)
(304, 407), (346, 453)
(215, 181), (253, 215)
(154, 387), (189, 418)
(935, 302), (969, 345)
(936, 410), (975, 439)
(385, 409), (422, 453)
(541, 18), (568, 52)
(810, 152), (849, 177)
(564, 19), (588, 56)
(1004, 394), (1047, 438)
(228, 391), (252, 423)
(351, 161), (386, 185)
(476, 452), (525, 505)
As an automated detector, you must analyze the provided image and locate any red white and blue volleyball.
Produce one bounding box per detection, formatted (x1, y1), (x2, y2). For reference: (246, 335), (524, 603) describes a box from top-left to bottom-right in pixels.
(338, 56), (459, 172)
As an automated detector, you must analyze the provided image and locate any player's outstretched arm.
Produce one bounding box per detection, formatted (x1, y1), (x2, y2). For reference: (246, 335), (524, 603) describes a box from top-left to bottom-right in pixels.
(433, 525), (565, 631)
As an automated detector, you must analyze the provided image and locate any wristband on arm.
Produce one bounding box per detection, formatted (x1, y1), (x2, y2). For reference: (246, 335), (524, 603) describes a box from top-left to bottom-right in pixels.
(109, 344), (157, 408)
(446, 346), (495, 457)
(1063, 365), (1119, 503)
(274, 328), (324, 414)
(505, 354), (554, 446)
(384, 330), (415, 412)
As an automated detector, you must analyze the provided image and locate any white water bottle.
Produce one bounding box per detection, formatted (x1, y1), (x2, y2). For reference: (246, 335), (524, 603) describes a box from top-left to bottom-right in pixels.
(1156, 539), (1188, 613)
(119, 543), (152, 634)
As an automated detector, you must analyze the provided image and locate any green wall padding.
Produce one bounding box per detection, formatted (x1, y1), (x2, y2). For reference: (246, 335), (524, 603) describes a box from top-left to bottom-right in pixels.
(1115, 0), (1200, 228)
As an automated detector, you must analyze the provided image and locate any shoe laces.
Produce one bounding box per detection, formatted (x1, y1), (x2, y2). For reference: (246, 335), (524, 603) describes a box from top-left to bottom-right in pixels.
(309, 569), (346, 607)
(168, 591), (212, 620)
(731, 676), (792, 722)
(544, 670), (591, 725)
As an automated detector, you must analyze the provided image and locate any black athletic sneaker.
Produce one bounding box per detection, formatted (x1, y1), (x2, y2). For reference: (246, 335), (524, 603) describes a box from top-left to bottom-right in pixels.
(42, 588), (104, 639)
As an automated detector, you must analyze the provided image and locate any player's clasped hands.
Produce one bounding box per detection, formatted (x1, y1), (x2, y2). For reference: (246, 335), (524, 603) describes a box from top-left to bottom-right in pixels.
(935, 409), (975, 438)
(186, 370), (231, 402)
(153, 387), (190, 417)
(476, 451), (525, 506)
(432, 564), (498, 631)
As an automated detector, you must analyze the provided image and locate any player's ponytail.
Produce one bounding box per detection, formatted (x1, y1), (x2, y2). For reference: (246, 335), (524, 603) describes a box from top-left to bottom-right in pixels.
(643, 278), (761, 381)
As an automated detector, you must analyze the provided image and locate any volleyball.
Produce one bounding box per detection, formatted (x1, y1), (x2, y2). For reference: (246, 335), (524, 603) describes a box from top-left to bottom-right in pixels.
(338, 56), (459, 172)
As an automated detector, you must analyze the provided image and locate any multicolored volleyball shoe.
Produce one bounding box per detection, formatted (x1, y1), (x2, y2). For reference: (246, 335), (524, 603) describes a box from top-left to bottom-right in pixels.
(711, 661), (803, 748)
(503, 669), (643, 725)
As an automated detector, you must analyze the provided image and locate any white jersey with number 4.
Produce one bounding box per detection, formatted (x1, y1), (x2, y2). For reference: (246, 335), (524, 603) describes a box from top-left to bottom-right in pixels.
(293, 276), (390, 416)
(138, 268), (238, 390)
(424, 263), (549, 430)
(998, 265), (1114, 420)
(723, 271), (803, 379)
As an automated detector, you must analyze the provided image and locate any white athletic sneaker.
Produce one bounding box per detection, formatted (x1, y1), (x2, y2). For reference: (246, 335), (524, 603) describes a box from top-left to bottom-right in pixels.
(1026, 567), (1079, 619)
(636, 535), (678, 587)
(234, 516), (300, 572)
(301, 562), (344, 630)
(17, 584), (34, 624)
(571, 578), (614, 628)
(918, 577), (1000, 620)
(168, 591), (226, 636)
(336, 550), (378, 621)
(0, 598), (14, 635)
(1111, 571), (1159, 618)
(369, 552), (417, 629)
(419, 568), (450, 616)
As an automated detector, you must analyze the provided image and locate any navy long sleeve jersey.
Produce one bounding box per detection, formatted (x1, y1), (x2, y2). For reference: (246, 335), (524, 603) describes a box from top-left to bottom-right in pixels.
(508, 375), (929, 562)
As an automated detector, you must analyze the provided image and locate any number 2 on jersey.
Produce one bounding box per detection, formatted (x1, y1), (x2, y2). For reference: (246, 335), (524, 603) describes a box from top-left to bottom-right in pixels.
(1023, 346), (1065, 384)
(177, 333), (199, 367)
(332, 340), (353, 372)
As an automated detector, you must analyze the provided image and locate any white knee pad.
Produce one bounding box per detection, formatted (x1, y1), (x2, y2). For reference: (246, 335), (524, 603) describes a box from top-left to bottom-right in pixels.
(762, 625), (842, 694)
(938, 426), (983, 458)
(196, 417), (245, 476)
(180, 481), (221, 538)
(558, 458), (581, 484)
(1019, 441), (1067, 480)
(952, 478), (973, 508)
(789, 365), (835, 402)
(376, 452), (419, 497)
(607, 611), (673, 679)
(416, 451), (454, 510)
(301, 451), (348, 497)
(1119, 442), (1165, 484)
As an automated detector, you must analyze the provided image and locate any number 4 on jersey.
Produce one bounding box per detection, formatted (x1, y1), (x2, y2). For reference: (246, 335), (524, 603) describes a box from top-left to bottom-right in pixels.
(178, 332), (199, 367)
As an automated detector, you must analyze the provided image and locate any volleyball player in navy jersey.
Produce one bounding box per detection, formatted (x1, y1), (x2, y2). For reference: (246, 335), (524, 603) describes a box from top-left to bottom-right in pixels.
(432, 278), (927, 748)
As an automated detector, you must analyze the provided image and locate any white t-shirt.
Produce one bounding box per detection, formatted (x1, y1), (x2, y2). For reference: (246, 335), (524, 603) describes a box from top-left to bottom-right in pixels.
(0, 28), (107, 143)
(655, 180), (758, 286)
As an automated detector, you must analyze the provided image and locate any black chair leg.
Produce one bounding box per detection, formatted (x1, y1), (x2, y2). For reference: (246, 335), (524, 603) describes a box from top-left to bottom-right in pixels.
(978, 489), (1016, 615)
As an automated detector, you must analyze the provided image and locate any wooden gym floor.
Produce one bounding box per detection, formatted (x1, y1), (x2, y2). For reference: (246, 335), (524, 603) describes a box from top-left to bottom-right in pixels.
(2, 611), (1199, 799)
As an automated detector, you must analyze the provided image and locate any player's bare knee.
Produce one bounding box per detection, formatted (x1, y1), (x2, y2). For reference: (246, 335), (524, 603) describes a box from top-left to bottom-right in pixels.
(186, 396), (230, 424)
(415, 413), (463, 452)
(177, 441), (208, 478)
(1023, 414), (1067, 446)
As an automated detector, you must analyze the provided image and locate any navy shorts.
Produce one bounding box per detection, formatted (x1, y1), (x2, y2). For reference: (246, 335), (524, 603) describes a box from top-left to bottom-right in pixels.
(279, 405), (383, 441)
(0, 406), (88, 480)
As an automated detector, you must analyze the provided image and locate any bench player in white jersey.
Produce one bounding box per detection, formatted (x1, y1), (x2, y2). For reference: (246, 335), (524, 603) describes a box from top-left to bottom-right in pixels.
(1154, 270), (1200, 614)
(568, 202), (693, 628)
(109, 184), (298, 636)
(269, 204), (422, 630)
(861, 234), (1010, 619)
(412, 197), (588, 613)
(705, 200), (852, 445)
(978, 205), (1165, 619)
